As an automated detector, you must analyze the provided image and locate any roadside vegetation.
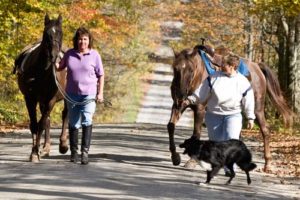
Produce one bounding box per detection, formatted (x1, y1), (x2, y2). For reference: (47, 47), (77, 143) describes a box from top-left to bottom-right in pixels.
(0, 0), (161, 126)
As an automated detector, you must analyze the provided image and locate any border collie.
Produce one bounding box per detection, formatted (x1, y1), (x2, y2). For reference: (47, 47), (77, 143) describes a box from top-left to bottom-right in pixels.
(179, 136), (257, 185)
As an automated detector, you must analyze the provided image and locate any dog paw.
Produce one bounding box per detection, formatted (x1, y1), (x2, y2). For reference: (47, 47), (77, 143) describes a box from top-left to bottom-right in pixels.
(184, 159), (197, 169)
(196, 182), (209, 187)
(225, 181), (231, 185)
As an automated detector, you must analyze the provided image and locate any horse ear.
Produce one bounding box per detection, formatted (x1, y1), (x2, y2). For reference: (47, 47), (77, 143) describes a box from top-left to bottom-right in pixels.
(191, 47), (199, 57)
(174, 51), (179, 58)
(172, 48), (179, 58)
(45, 14), (50, 25)
(57, 14), (62, 25)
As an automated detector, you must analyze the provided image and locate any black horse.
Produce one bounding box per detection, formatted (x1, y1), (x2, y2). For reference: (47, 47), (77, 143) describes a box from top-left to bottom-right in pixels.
(13, 14), (68, 162)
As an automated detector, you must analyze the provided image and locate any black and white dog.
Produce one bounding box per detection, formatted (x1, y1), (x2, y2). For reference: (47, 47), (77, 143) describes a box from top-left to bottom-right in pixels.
(179, 136), (257, 185)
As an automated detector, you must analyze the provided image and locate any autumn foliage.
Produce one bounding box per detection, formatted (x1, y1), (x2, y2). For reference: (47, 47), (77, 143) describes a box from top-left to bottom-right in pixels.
(0, 0), (159, 124)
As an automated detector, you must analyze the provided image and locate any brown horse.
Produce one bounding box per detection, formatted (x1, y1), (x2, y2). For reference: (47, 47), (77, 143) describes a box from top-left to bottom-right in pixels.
(13, 14), (68, 162)
(168, 45), (293, 171)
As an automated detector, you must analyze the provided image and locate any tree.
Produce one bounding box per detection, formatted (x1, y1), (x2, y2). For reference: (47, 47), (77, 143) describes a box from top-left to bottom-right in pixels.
(252, 0), (300, 114)
(0, 0), (159, 124)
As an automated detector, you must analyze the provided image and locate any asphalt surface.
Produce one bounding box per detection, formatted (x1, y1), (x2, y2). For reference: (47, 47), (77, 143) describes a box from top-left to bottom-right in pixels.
(0, 123), (299, 200)
(136, 63), (193, 126)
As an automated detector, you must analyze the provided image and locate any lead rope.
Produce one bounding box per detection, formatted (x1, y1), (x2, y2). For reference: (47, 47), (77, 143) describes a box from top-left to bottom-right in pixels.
(52, 64), (112, 107)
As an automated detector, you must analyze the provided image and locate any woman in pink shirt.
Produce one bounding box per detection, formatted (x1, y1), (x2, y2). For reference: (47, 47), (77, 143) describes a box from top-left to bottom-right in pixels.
(57, 27), (104, 165)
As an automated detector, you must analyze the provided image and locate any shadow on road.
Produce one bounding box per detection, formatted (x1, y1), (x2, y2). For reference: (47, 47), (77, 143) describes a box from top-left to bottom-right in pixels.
(0, 123), (299, 199)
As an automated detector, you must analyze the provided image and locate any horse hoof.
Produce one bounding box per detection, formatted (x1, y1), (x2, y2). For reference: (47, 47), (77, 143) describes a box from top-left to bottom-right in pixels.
(184, 159), (197, 169)
(40, 147), (50, 157)
(30, 154), (40, 163)
(59, 145), (68, 154)
(263, 165), (272, 173)
(171, 153), (181, 166)
(40, 151), (50, 157)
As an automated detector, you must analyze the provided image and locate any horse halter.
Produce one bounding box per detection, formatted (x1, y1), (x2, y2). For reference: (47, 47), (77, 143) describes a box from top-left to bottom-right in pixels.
(44, 27), (62, 70)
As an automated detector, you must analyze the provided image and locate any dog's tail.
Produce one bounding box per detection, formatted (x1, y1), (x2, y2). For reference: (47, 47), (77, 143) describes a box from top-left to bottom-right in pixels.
(243, 163), (257, 171)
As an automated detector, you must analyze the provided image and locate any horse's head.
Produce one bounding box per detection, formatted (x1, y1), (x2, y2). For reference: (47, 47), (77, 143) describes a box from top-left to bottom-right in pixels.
(171, 47), (205, 107)
(42, 14), (63, 65)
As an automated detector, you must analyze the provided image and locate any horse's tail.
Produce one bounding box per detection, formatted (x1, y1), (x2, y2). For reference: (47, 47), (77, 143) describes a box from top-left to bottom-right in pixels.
(12, 66), (17, 74)
(12, 57), (20, 74)
(12, 54), (23, 74)
(258, 63), (294, 127)
(12, 55), (20, 74)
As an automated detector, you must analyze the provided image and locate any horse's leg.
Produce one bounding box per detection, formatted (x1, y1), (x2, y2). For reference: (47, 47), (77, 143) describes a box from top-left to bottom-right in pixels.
(167, 104), (185, 166)
(38, 99), (57, 157)
(37, 103), (50, 157)
(193, 104), (206, 138)
(24, 96), (39, 162)
(40, 115), (51, 157)
(59, 100), (69, 154)
(183, 104), (206, 169)
(255, 100), (271, 172)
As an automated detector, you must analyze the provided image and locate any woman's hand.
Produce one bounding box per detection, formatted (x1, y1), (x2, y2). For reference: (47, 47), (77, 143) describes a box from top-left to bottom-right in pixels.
(55, 63), (60, 70)
(186, 94), (198, 104)
(55, 63), (65, 71)
(96, 93), (104, 104)
(182, 99), (190, 107)
(247, 119), (254, 130)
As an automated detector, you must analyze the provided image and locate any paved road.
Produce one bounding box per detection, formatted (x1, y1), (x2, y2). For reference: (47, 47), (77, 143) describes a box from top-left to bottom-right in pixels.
(0, 123), (299, 199)
(136, 20), (193, 127)
(136, 63), (193, 126)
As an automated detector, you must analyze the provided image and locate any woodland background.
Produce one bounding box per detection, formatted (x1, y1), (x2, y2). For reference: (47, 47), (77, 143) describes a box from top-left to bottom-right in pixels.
(0, 0), (299, 133)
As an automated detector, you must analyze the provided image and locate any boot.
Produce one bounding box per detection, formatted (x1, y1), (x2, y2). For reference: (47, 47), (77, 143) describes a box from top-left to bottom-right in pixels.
(69, 127), (79, 163)
(81, 125), (92, 165)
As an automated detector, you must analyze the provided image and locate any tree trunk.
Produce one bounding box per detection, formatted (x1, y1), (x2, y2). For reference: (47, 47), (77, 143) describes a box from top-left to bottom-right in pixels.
(245, 16), (254, 60)
(277, 19), (287, 91)
(290, 15), (300, 114)
(286, 15), (300, 114)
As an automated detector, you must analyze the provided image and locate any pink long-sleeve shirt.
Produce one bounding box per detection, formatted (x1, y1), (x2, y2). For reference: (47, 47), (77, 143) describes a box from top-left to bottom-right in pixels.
(59, 48), (104, 95)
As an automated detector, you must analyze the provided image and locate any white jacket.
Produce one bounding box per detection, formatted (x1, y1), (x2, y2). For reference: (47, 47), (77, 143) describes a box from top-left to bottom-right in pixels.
(194, 71), (255, 120)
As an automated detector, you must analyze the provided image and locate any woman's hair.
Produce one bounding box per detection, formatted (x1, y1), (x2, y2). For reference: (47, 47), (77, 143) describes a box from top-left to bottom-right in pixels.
(73, 27), (93, 50)
(223, 54), (240, 70)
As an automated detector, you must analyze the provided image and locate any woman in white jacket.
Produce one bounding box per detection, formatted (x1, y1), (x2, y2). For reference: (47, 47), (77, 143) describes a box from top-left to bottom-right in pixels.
(190, 54), (255, 141)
